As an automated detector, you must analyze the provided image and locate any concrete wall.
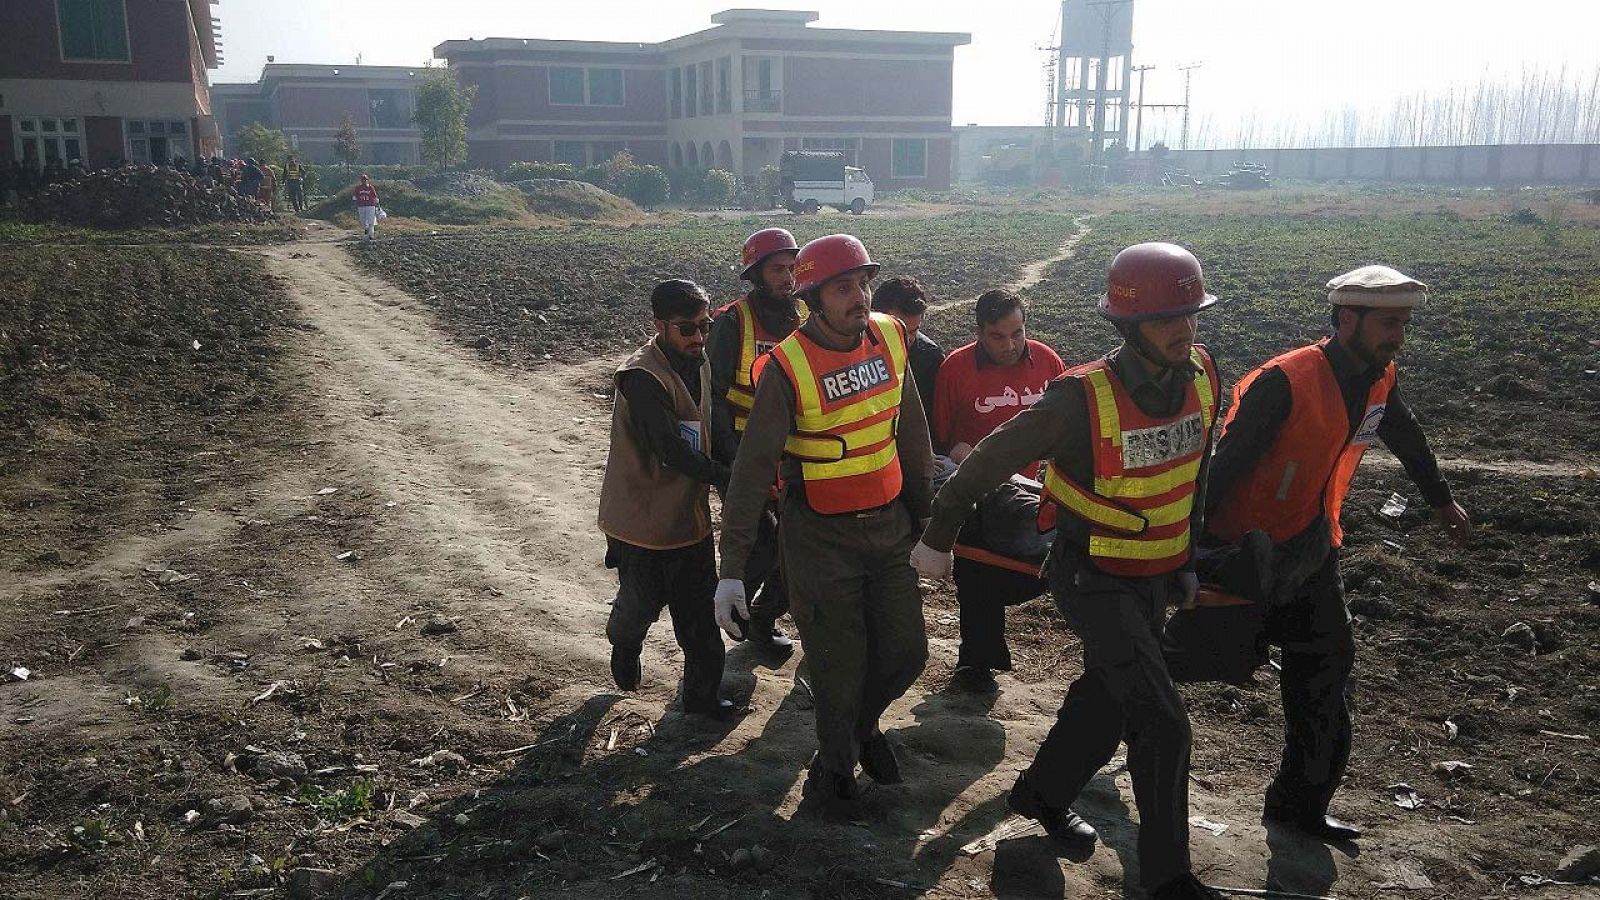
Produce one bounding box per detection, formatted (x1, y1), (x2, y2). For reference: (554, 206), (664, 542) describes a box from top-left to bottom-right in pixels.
(1156, 143), (1600, 185)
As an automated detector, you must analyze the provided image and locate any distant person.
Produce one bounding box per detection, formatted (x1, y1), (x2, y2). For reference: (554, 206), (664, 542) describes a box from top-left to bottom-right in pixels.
(238, 158), (263, 199)
(283, 156), (306, 213)
(352, 173), (380, 241)
(258, 162), (278, 209)
(870, 275), (944, 422)
(597, 279), (738, 720)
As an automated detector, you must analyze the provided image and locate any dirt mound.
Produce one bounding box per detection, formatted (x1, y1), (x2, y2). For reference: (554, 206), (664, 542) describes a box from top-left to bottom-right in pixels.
(23, 167), (275, 228)
(510, 179), (640, 221)
(308, 179), (526, 226)
(410, 171), (510, 200)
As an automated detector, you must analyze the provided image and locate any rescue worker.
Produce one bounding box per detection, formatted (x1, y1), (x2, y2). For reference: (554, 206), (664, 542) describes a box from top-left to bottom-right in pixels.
(931, 288), (1066, 692)
(283, 155), (306, 213)
(869, 275), (945, 421)
(598, 279), (738, 719)
(707, 227), (803, 653)
(912, 243), (1228, 900)
(715, 234), (935, 815)
(1203, 264), (1471, 843)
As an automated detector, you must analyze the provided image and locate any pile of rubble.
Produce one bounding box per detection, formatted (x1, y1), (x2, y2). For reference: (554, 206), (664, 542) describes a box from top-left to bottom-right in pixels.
(26, 166), (275, 228)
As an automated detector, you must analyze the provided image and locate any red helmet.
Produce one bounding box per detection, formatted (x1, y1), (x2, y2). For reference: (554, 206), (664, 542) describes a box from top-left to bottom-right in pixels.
(740, 227), (800, 281)
(793, 234), (879, 296)
(1099, 242), (1218, 322)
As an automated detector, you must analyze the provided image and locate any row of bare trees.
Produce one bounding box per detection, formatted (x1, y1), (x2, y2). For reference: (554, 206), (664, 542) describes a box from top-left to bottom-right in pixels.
(1178, 65), (1600, 150)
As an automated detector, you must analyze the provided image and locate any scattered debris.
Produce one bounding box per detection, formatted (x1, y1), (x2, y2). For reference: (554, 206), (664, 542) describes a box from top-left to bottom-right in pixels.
(390, 810), (428, 831)
(202, 795), (255, 826)
(6, 667), (29, 683)
(285, 867), (340, 900)
(609, 858), (659, 880)
(315, 487), (340, 496)
(413, 749), (468, 770)
(1432, 760), (1474, 779)
(1375, 859), (1435, 890)
(1538, 730), (1592, 741)
(334, 550), (361, 561)
(1501, 621), (1538, 652)
(1189, 815), (1229, 835)
(421, 617), (458, 636)
(1389, 783), (1424, 810)
(250, 681), (287, 705)
(1379, 493), (1408, 518)
(253, 750), (309, 782)
(156, 569), (195, 586)
(961, 817), (1047, 856)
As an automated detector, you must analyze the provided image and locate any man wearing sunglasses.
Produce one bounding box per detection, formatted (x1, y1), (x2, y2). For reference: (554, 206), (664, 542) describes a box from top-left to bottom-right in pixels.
(598, 279), (740, 719)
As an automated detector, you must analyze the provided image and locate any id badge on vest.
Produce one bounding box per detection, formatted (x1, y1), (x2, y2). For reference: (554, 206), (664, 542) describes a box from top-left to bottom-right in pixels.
(678, 421), (705, 454)
(1353, 404), (1386, 447)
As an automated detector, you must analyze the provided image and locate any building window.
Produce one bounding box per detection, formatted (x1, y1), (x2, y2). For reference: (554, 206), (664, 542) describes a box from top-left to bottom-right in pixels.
(698, 61), (713, 117)
(892, 138), (928, 179)
(716, 57), (732, 114)
(17, 117), (83, 166)
(670, 70), (682, 119)
(550, 68), (586, 105)
(550, 67), (625, 107)
(684, 66), (697, 117)
(369, 89), (412, 128)
(126, 119), (189, 164)
(57, 0), (129, 62)
(554, 141), (587, 167)
(802, 137), (860, 166)
(588, 69), (624, 107)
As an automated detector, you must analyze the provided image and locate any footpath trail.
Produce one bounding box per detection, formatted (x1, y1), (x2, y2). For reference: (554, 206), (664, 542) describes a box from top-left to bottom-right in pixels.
(928, 214), (1095, 313)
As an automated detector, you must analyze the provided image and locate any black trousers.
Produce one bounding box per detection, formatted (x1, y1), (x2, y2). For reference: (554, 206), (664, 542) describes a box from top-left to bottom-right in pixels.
(605, 535), (725, 710)
(1262, 548), (1355, 818)
(743, 500), (789, 631)
(1023, 566), (1192, 892)
(953, 555), (1048, 671)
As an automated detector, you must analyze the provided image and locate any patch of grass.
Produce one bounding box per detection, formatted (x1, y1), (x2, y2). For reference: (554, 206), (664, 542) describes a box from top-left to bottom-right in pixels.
(125, 685), (174, 713)
(299, 779), (375, 821)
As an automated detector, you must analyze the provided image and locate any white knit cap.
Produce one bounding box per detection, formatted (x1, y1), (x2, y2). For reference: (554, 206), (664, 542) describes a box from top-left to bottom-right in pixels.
(1326, 265), (1428, 307)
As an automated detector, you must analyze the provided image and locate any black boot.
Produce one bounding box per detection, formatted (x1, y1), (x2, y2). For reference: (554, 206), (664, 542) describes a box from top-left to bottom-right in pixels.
(802, 754), (863, 818)
(859, 731), (902, 784)
(609, 645), (641, 692)
(1007, 773), (1097, 848)
(1149, 873), (1225, 900)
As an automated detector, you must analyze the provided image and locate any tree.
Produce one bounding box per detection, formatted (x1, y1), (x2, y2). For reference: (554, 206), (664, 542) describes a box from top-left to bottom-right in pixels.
(237, 122), (289, 164)
(333, 115), (361, 172)
(414, 68), (477, 173)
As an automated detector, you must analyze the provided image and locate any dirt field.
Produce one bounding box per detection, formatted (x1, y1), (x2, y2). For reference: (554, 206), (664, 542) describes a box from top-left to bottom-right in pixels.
(2, 199), (1597, 900)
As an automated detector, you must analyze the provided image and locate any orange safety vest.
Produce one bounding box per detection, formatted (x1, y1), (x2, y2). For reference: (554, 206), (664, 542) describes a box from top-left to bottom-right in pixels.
(1037, 347), (1219, 577)
(1207, 339), (1396, 548)
(768, 313), (909, 515)
(715, 297), (806, 433)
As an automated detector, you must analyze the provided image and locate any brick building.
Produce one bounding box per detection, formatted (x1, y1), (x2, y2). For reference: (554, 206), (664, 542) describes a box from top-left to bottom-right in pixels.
(436, 9), (969, 188)
(0, 0), (222, 167)
(212, 64), (423, 165)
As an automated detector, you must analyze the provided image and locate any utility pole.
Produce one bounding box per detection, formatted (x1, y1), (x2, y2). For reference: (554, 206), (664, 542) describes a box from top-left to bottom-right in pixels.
(1179, 61), (1203, 149)
(1131, 64), (1155, 152)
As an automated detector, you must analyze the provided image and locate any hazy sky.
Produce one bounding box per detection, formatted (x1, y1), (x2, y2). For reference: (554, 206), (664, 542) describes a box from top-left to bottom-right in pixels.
(212, 0), (1599, 146)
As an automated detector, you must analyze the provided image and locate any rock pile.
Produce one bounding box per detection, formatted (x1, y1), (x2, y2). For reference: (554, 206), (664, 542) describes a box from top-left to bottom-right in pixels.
(27, 166), (275, 228)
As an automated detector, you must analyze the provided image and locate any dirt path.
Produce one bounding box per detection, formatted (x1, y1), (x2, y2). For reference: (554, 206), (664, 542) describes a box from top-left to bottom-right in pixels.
(928, 215), (1095, 313)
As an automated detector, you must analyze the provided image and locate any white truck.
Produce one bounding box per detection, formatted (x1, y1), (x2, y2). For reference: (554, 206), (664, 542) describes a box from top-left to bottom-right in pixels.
(780, 150), (874, 214)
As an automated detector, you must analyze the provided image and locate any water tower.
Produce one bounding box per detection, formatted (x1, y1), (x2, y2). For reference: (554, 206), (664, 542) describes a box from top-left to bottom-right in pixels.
(1053, 0), (1134, 158)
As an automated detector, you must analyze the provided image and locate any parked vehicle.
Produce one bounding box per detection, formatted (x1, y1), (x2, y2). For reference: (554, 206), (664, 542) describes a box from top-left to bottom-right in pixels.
(779, 150), (873, 214)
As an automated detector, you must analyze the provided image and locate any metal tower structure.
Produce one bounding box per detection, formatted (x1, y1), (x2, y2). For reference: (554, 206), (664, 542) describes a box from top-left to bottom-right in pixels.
(1054, 0), (1134, 159)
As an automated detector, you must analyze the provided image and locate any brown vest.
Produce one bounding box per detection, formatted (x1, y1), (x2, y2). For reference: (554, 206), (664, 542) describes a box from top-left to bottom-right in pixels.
(597, 340), (714, 550)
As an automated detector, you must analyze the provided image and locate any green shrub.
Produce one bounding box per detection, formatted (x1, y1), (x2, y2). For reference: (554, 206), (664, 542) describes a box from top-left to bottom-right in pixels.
(620, 165), (670, 209)
(700, 169), (737, 206)
(503, 161), (582, 182)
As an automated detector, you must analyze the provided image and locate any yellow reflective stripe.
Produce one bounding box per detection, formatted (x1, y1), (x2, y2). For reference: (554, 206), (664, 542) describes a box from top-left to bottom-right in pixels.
(1094, 457), (1202, 499)
(733, 413), (749, 432)
(1043, 467), (1148, 534)
(786, 418), (894, 461)
(1140, 494), (1194, 527)
(800, 440), (899, 480)
(1083, 368), (1122, 447)
(734, 302), (757, 388)
(774, 338), (823, 413)
(1089, 526), (1192, 560)
(793, 384), (903, 432)
(1190, 347), (1216, 428)
(875, 312), (908, 375)
(726, 390), (754, 413)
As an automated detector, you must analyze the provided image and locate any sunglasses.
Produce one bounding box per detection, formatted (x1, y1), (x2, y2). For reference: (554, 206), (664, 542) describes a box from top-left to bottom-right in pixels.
(667, 318), (714, 337)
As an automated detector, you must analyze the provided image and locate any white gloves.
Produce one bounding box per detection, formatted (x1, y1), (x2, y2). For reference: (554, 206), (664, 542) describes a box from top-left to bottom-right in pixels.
(910, 540), (954, 581)
(1177, 572), (1200, 610)
(714, 578), (749, 639)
